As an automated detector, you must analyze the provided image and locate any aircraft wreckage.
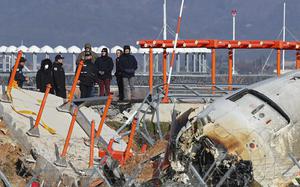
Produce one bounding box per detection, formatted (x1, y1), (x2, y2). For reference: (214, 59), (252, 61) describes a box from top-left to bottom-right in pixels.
(1, 56), (300, 186)
(96, 70), (300, 187)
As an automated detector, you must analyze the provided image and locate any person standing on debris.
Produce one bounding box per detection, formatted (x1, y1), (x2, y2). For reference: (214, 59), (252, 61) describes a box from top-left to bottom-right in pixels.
(76, 43), (98, 65)
(115, 49), (124, 101)
(78, 51), (97, 98)
(52, 54), (66, 98)
(95, 48), (114, 96)
(119, 45), (138, 101)
(36, 59), (54, 93)
(9, 57), (29, 88)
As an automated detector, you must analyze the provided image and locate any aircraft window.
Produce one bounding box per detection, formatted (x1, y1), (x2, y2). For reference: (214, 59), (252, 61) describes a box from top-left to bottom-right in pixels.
(227, 89), (290, 123)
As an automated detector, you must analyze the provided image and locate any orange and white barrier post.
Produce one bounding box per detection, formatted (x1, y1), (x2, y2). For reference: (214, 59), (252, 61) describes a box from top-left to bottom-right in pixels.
(1, 51), (23, 102)
(54, 108), (79, 167)
(68, 61), (84, 103)
(96, 93), (113, 139)
(57, 60), (83, 112)
(27, 84), (52, 137)
(124, 118), (137, 161)
(89, 120), (95, 168)
(162, 0), (185, 103)
(7, 51), (23, 94)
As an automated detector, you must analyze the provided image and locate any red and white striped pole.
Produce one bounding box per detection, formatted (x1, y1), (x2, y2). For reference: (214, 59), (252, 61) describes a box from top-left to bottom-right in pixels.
(162, 0), (185, 103)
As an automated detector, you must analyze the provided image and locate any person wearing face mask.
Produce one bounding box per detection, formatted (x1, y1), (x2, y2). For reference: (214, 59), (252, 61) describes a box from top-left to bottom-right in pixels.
(9, 57), (29, 88)
(36, 59), (54, 93)
(95, 48), (114, 96)
(52, 54), (66, 98)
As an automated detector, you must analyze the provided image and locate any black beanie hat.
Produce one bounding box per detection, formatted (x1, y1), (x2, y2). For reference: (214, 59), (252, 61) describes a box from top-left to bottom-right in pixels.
(123, 45), (131, 51)
(101, 48), (108, 53)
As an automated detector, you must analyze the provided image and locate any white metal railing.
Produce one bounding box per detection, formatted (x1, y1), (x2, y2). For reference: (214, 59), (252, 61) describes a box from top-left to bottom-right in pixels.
(0, 45), (211, 74)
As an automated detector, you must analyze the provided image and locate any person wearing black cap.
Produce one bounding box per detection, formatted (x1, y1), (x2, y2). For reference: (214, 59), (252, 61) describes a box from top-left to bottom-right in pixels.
(119, 45), (138, 100)
(78, 51), (97, 98)
(76, 43), (98, 65)
(9, 57), (29, 88)
(115, 49), (124, 100)
(36, 59), (54, 93)
(95, 48), (114, 96)
(52, 54), (66, 98)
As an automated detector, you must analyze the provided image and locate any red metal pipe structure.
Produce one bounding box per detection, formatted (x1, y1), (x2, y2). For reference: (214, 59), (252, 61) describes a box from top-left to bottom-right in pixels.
(89, 120), (95, 168)
(228, 49), (233, 91)
(61, 107), (78, 158)
(141, 144), (147, 153)
(7, 51), (23, 95)
(277, 49), (281, 76)
(296, 51), (300, 69)
(137, 39), (300, 93)
(162, 49), (168, 92)
(162, 0), (185, 103)
(98, 118), (138, 165)
(138, 39), (300, 50)
(68, 61), (84, 103)
(149, 48), (154, 95)
(96, 93), (113, 138)
(211, 49), (216, 91)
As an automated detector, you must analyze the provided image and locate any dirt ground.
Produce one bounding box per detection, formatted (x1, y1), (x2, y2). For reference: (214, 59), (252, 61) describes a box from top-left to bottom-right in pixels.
(121, 140), (168, 183)
(0, 120), (29, 187)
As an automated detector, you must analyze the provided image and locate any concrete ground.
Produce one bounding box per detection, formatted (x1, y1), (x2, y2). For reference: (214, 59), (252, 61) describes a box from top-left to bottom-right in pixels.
(0, 85), (207, 185)
(0, 87), (127, 184)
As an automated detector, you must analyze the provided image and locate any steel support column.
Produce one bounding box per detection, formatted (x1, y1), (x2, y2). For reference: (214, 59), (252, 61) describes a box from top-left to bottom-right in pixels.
(277, 49), (281, 76)
(211, 49), (216, 90)
(149, 48), (154, 95)
(228, 49), (233, 90)
(296, 51), (300, 69)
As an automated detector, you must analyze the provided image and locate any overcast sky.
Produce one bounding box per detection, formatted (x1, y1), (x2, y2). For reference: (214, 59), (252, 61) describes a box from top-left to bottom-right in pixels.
(0, 0), (299, 48)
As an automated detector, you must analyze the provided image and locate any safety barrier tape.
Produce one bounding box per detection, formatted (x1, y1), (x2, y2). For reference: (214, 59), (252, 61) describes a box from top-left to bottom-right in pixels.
(9, 81), (56, 135)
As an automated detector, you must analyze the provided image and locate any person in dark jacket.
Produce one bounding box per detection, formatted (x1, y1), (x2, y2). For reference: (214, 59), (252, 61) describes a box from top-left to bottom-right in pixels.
(52, 54), (66, 98)
(9, 57), (28, 88)
(36, 59), (54, 93)
(115, 49), (124, 100)
(78, 51), (97, 98)
(95, 48), (114, 96)
(119, 45), (138, 100)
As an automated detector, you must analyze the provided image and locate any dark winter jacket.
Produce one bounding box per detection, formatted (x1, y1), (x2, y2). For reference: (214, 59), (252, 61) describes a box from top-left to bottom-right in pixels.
(36, 59), (54, 93)
(119, 54), (138, 78)
(52, 62), (66, 96)
(95, 56), (114, 80)
(9, 65), (26, 88)
(115, 57), (122, 77)
(79, 60), (97, 87)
